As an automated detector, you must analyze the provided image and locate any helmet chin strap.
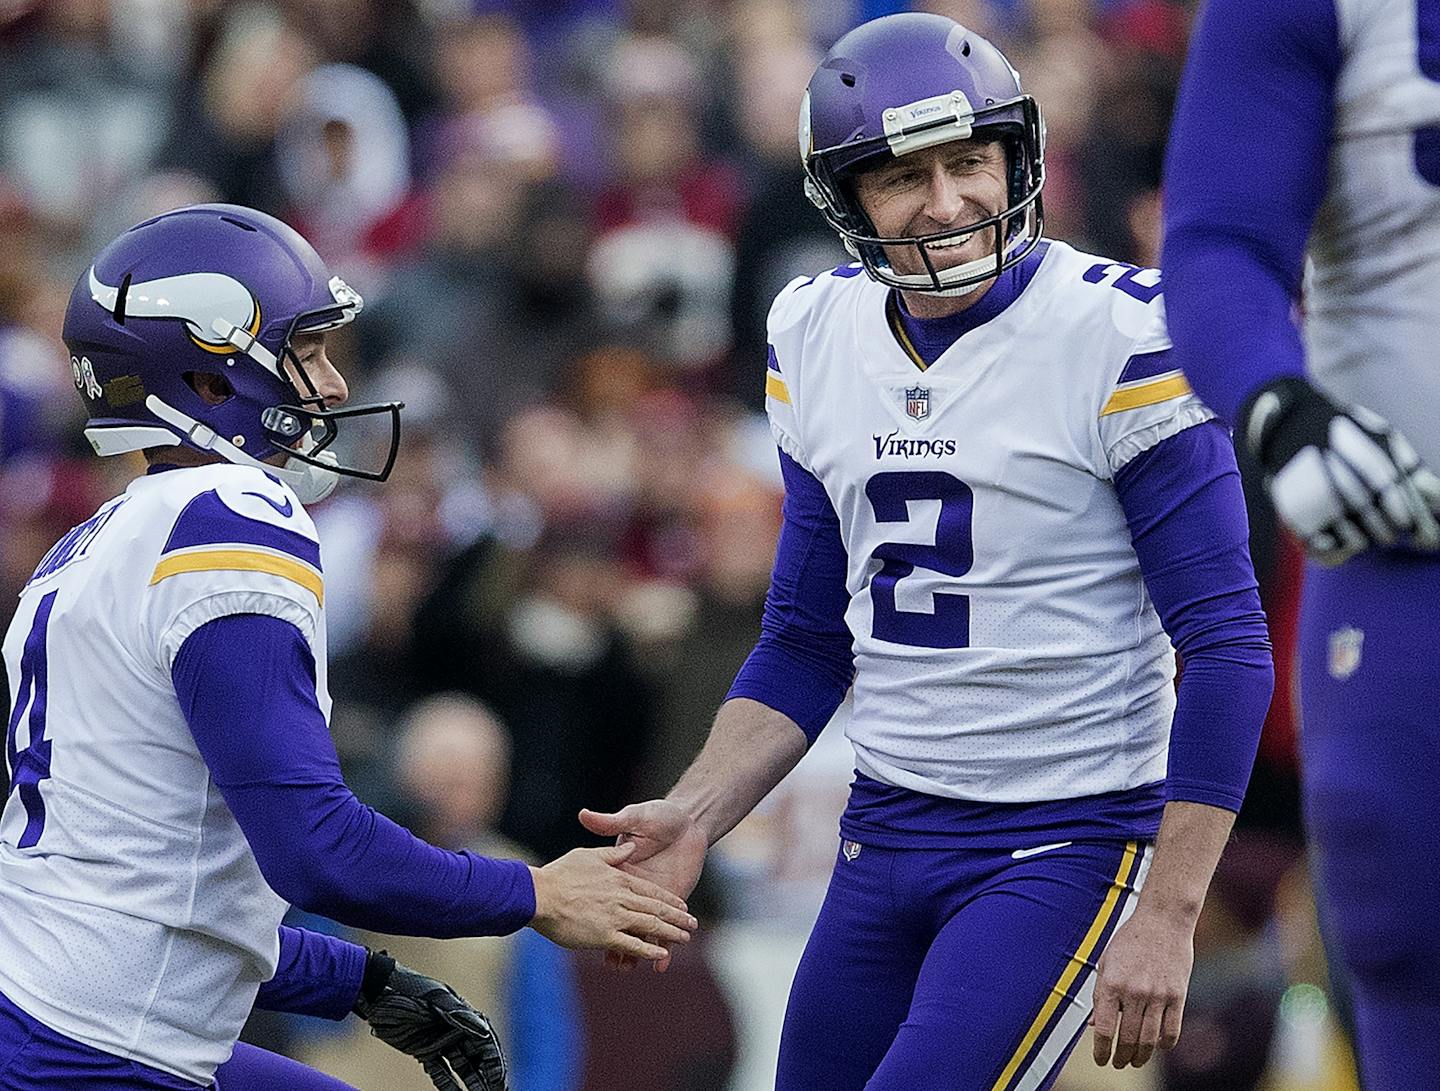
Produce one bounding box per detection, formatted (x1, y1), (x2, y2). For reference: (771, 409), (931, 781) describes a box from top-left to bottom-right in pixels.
(144, 395), (339, 504)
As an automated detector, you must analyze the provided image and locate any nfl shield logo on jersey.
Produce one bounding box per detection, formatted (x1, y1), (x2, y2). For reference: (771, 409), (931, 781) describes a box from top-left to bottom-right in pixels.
(1328, 626), (1364, 680)
(905, 386), (930, 421)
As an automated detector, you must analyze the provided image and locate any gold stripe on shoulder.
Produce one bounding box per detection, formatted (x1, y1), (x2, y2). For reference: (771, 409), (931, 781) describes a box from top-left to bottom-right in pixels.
(1101, 374), (1192, 417)
(150, 549), (324, 605)
(766, 372), (792, 405)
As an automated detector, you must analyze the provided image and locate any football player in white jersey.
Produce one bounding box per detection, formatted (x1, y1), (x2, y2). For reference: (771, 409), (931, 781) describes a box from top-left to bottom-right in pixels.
(1164, 0), (1440, 1085)
(579, 14), (1274, 1090)
(0, 204), (696, 1091)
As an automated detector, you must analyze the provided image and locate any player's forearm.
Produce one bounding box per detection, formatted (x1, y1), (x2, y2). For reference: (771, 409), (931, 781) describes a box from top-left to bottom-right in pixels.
(1135, 801), (1236, 923)
(175, 615), (536, 938)
(253, 925), (367, 1020)
(1117, 422), (1274, 811)
(668, 697), (808, 846)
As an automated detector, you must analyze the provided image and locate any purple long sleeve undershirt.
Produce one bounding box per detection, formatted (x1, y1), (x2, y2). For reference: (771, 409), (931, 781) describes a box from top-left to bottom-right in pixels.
(1161, 0), (1341, 424)
(1115, 421), (1273, 810)
(730, 420), (1273, 812)
(171, 615), (536, 941)
(252, 925), (367, 1020)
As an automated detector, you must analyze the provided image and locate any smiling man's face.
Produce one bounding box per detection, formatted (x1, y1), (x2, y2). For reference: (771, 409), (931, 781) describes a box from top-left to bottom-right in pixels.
(854, 138), (1009, 280)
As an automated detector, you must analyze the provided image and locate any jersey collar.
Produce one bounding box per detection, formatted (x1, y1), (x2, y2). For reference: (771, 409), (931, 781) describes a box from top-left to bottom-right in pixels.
(888, 240), (1051, 371)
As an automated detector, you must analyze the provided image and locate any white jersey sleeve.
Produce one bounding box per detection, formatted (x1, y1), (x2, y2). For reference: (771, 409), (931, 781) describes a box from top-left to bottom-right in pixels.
(766, 269), (849, 471)
(140, 470), (325, 671)
(1093, 281), (1216, 474)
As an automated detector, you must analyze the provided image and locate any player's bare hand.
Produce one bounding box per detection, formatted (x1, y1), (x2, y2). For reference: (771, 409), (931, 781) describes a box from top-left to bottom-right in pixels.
(1089, 903), (1194, 1069)
(580, 801), (709, 973)
(528, 843), (697, 963)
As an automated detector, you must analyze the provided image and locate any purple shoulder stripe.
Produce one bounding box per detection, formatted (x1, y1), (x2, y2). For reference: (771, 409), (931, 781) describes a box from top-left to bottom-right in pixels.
(1117, 349), (1176, 385)
(767, 345), (782, 373)
(163, 489), (322, 570)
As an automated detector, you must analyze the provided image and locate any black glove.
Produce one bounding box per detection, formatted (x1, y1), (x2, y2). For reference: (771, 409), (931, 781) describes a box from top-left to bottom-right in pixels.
(1241, 376), (1440, 564)
(352, 951), (509, 1091)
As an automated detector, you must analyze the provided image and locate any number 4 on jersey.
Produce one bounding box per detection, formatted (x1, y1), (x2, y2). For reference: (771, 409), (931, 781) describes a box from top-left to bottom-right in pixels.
(5, 590), (57, 848)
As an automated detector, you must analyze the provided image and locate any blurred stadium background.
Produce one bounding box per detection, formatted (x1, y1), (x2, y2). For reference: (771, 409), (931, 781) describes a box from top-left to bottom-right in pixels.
(0, 1), (1365, 1088)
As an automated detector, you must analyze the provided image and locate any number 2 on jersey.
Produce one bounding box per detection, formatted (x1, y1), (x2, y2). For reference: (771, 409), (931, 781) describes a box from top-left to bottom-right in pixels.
(865, 471), (974, 648)
(5, 590), (57, 848)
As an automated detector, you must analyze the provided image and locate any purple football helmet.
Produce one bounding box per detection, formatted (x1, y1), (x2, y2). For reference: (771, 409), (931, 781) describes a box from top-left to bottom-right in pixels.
(62, 203), (401, 502)
(801, 13), (1045, 293)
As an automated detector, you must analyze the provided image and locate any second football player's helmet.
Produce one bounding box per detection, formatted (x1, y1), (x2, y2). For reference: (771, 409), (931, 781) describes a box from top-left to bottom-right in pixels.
(62, 203), (401, 503)
(801, 13), (1045, 293)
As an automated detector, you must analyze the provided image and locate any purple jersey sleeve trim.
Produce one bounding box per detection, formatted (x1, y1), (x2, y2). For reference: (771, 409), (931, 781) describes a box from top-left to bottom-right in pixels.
(172, 614), (536, 937)
(1161, 0), (1342, 423)
(254, 925), (367, 1020)
(1114, 421), (1275, 812)
(727, 449), (855, 743)
(1117, 348), (1177, 386)
(162, 489), (321, 569)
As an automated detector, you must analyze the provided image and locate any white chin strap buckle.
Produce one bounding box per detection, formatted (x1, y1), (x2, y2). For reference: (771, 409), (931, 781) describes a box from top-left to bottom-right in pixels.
(212, 318), (280, 374)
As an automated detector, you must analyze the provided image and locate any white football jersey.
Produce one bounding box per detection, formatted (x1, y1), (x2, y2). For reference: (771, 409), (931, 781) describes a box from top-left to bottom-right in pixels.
(1307, 0), (1440, 469)
(0, 463), (327, 1083)
(765, 242), (1214, 803)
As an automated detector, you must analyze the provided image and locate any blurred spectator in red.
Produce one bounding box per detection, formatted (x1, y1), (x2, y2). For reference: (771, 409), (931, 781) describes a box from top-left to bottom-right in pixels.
(594, 34), (741, 238)
(586, 34), (741, 370)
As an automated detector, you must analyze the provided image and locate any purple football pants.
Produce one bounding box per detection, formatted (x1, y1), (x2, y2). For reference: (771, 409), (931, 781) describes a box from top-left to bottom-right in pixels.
(776, 838), (1151, 1091)
(1299, 550), (1440, 1091)
(0, 989), (356, 1090)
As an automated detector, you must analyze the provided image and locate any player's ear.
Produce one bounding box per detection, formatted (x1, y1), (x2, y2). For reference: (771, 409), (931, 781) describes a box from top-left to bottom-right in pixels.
(183, 371), (235, 406)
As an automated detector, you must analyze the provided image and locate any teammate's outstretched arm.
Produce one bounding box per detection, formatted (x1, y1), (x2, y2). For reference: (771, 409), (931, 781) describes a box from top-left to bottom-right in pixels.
(173, 613), (694, 962)
(581, 447), (854, 969)
(1163, 0), (1440, 563)
(580, 697), (808, 971)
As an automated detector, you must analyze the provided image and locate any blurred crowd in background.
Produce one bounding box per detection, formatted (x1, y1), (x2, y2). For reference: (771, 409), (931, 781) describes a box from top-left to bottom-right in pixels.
(0, 0), (1361, 1088)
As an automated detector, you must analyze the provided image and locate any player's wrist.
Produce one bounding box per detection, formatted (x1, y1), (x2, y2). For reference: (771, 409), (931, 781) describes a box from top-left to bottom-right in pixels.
(526, 864), (551, 926)
(1239, 375), (1338, 473)
(1134, 887), (1205, 928)
(661, 794), (716, 847)
(352, 948), (397, 1018)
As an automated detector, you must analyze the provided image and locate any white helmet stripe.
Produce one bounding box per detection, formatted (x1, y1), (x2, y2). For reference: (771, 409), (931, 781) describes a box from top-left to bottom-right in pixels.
(88, 267), (260, 351)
